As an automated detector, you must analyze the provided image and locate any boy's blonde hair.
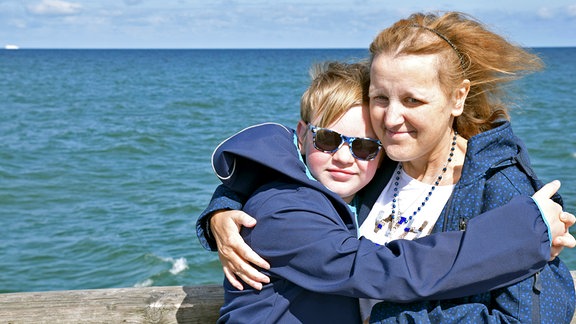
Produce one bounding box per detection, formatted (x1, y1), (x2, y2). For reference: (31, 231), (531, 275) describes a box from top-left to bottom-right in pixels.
(300, 61), (370, 128)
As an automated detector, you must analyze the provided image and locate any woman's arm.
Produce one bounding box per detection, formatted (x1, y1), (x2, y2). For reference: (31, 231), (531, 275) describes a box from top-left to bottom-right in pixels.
(207, 181), (575, 291)
(211, 209), (271, 290)
(195, 184), (270, 290)
(243, 185), (551, 301)
(196, 184), (245, 251)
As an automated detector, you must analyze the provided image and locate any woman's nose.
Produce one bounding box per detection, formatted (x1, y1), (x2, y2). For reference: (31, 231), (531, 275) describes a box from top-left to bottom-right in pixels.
(384, 102), (405, 127)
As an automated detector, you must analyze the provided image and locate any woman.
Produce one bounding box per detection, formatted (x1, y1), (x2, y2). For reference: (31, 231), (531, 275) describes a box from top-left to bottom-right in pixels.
(363, 12), (575, 322)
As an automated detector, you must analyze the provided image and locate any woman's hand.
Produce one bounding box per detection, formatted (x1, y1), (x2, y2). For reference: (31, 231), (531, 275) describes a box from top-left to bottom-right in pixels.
(210, 209), (271, 290)
(532, 180), (576, 260)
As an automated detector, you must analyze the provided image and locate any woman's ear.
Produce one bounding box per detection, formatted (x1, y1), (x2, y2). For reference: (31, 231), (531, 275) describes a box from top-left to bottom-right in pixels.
(452, 79), (470, 117)
(296, 120), (308, 153)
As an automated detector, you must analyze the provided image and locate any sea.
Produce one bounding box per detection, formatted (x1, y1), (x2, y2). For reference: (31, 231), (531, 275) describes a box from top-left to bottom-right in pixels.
(1, 48), (575, 294)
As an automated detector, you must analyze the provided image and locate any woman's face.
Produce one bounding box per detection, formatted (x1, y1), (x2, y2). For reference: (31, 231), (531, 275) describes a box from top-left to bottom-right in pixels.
(368, 53), (464, 164)
(298, 105), (381, 203)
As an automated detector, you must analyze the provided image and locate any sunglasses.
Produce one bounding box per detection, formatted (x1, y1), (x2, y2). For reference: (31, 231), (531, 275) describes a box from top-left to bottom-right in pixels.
(308, 124), (382, 161)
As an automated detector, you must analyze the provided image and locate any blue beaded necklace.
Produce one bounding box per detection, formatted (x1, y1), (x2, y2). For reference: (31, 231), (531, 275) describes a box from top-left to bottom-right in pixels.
(374, 132), (457, 235)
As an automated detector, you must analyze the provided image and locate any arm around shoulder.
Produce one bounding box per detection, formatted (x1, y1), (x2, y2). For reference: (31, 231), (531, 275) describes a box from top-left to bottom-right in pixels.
(196, 184), (246, 251)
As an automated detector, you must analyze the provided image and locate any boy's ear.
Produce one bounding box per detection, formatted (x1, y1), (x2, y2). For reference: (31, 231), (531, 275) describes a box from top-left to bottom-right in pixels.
(296, 120), (308, 153)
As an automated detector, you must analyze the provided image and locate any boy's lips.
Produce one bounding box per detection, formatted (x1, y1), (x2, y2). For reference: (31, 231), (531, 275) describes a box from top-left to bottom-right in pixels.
(328, 169), (355, 180)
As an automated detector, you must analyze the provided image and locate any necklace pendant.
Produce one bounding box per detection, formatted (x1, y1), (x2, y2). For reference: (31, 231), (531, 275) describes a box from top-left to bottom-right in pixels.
(384, 133), (457, 239)
(374, 212), (393, 233)
(385, 219), (394, 237)
(405, 217), (415, 229)
(400, 228), (410, 239)
(414, 221), (429, 238)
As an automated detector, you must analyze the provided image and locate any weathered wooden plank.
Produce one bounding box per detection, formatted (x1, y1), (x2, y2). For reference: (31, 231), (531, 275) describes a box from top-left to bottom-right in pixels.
(1, 273), (576, 323)
(0, 285), (222, 324)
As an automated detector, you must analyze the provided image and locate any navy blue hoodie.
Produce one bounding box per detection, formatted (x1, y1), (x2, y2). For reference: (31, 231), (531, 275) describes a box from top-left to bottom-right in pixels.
(210, 123), (550, 324)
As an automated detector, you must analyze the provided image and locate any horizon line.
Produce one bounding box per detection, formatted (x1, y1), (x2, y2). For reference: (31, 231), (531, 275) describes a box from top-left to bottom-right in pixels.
(4, 45), (576, 50)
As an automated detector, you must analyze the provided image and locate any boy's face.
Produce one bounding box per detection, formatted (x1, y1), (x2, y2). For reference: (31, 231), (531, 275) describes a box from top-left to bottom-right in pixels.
(300, 105), (381, 203)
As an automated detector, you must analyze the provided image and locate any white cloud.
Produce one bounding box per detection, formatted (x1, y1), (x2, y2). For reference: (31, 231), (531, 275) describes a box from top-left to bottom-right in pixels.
(27, 0), (82, 16)
(537, 7), (554, 19)
(3, 0), (574, 48)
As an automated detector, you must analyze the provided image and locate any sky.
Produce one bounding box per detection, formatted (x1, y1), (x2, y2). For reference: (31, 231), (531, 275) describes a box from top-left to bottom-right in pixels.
(1, 0), (575, 49)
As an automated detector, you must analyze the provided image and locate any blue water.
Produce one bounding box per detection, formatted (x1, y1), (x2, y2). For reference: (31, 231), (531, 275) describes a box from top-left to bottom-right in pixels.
(0, 48), (575, 293)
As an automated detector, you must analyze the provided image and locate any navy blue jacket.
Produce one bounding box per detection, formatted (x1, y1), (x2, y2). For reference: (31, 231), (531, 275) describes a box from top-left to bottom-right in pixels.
(370, 121), (575, 323)
(204, 123), (552, 323)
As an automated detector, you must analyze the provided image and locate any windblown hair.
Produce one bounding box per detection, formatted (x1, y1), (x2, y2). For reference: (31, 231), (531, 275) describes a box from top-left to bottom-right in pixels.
(300, 61), (370, 128)
(369, 11), (544, 139)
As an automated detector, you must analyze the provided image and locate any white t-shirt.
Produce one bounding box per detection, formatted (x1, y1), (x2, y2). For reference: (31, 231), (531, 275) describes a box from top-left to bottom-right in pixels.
(357, 165), (455, 320)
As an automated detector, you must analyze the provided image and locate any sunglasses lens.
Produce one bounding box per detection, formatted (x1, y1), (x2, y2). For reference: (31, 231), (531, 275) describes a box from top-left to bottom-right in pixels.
(352, 139), (380, 160)
(311, 125), (380, 161)
(315, 129), (342, 152)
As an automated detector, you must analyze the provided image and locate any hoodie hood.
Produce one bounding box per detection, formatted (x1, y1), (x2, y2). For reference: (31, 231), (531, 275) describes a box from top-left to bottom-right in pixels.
(212, 123), (343, 204)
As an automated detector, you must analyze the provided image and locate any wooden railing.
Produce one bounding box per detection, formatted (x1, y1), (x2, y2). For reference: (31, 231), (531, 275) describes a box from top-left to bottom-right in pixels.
(2, 272), (576, 323)
(0, 285), (222, 323)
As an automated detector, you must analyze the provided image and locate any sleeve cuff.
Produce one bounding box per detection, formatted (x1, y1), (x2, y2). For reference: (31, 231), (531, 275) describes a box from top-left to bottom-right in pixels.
(530, 196), (553, 246)
(195, 185), (245, 251)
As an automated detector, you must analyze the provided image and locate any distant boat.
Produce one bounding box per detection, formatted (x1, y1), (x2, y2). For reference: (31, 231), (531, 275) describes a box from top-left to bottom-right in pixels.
(4, 44), (19, 50)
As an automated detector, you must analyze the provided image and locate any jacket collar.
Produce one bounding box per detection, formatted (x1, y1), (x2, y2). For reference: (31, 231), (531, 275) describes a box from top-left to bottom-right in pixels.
(459, 121), (527, 184)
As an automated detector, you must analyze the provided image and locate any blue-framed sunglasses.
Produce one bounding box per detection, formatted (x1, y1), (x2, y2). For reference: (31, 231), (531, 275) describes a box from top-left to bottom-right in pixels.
(309, 124), (382, 161)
